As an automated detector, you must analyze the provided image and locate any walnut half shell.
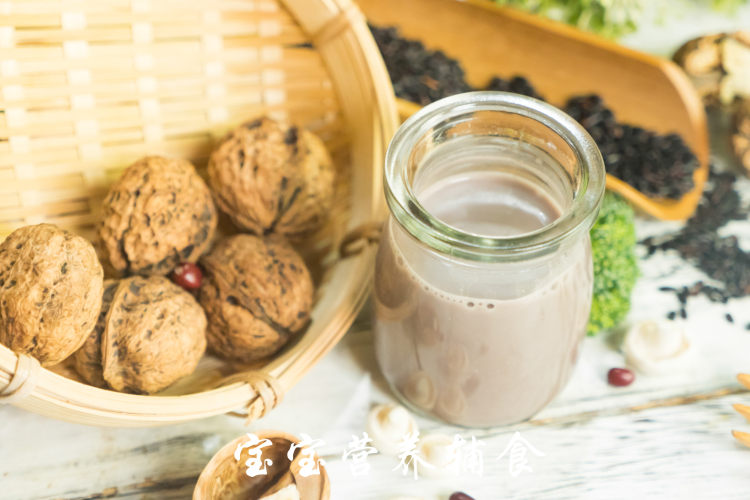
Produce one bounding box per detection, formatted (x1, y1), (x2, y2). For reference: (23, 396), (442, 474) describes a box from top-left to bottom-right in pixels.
(194, 431), (329, 500)
(0, 224), (103, 366)
(674, 31), (750, 106)
(199, 234), (313, 363)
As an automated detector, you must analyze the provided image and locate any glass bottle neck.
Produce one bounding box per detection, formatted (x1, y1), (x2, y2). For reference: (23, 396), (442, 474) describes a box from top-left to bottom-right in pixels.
(385, 91), (605, 262)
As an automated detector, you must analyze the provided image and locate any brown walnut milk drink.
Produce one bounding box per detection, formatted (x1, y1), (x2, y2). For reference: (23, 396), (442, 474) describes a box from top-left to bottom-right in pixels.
(373, 92), (604, 427)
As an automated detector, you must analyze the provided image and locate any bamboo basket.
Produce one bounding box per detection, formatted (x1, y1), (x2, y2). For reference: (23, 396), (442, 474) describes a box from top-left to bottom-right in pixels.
(0, 0), (398, 426)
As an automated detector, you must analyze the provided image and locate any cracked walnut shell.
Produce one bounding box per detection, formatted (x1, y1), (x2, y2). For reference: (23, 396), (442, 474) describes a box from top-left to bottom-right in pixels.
(98, 156), (217, 277)
(207, 117), (335, 238)
(199, 234), (313, 363)
(74, 276), (207, 394)
(674, 31), (750, 106)
(0, 224), (103, 366)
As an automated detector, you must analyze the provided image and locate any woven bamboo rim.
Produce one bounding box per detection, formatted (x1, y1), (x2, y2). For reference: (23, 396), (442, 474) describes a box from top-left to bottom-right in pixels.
(0, 0), (398, 426)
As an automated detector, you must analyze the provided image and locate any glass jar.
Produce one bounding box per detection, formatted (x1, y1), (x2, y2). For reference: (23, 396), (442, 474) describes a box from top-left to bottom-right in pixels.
(373, 92), (605, 427)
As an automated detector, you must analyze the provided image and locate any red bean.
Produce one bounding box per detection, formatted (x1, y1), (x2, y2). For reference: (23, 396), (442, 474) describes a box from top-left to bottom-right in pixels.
(171, 262), (202, 291)
(608, 367), (635, 387)
(450, 493), (475, 500)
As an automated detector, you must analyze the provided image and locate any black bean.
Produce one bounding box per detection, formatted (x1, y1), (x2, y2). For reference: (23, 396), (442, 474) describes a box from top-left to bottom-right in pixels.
(449, 493), (475, 500)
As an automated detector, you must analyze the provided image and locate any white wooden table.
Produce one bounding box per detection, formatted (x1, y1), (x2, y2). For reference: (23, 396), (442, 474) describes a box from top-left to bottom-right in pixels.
(3, 4), (750, 499)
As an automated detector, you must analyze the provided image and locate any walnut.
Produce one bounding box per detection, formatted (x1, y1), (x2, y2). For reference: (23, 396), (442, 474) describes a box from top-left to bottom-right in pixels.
(73, 279), (118, 387)
(0, 224), (103, 366)
(98, 156), (217, 277)
(74, 276), (207, 394)
(199, 234), (313, 363)
(674, 32), (750, 106)
(732, 99), (750, 172)
(207, 117), (335, 238)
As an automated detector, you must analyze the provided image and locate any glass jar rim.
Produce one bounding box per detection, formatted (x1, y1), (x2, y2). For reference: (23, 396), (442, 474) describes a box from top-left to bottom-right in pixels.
(384, 91), (606, 261)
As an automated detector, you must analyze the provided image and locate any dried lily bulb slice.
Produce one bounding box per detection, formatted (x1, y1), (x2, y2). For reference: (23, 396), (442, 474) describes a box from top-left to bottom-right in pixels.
(622, 320), (693, 375)
(416, 433), (461, 479)
(366, 404), (419, 456)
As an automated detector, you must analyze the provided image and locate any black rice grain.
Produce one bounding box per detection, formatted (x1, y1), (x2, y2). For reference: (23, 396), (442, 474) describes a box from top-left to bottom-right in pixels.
(370, 25), (699, 201)
(369, 25), (473, 106)
(563, 95), (699, 199)
(485, 75), (545, 101)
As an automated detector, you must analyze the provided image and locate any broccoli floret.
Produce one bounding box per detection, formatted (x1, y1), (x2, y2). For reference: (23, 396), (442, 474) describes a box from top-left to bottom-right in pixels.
(587, 192), (639, 335)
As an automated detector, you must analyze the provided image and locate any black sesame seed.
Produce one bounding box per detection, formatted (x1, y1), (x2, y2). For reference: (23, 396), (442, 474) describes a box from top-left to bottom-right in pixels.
(642, 166), (750, 319)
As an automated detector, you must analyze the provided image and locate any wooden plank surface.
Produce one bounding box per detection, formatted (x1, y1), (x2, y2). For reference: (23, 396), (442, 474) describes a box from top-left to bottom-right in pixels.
(2, 316), (750, 499)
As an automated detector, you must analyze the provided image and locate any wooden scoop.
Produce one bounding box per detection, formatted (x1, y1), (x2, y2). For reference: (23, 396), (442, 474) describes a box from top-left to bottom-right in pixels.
(359, 0), (710, 221)
(194, 431), (330, 500)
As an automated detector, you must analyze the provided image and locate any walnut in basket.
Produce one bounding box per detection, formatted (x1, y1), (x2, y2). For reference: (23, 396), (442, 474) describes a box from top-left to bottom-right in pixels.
(207, 117), (335, 238)
(98, 156), (217, 277)
(199, 234), (313, 363)
(72, 279), (118, 388)
(74, 276), (207, 394)
(0, 224), (103, 366)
